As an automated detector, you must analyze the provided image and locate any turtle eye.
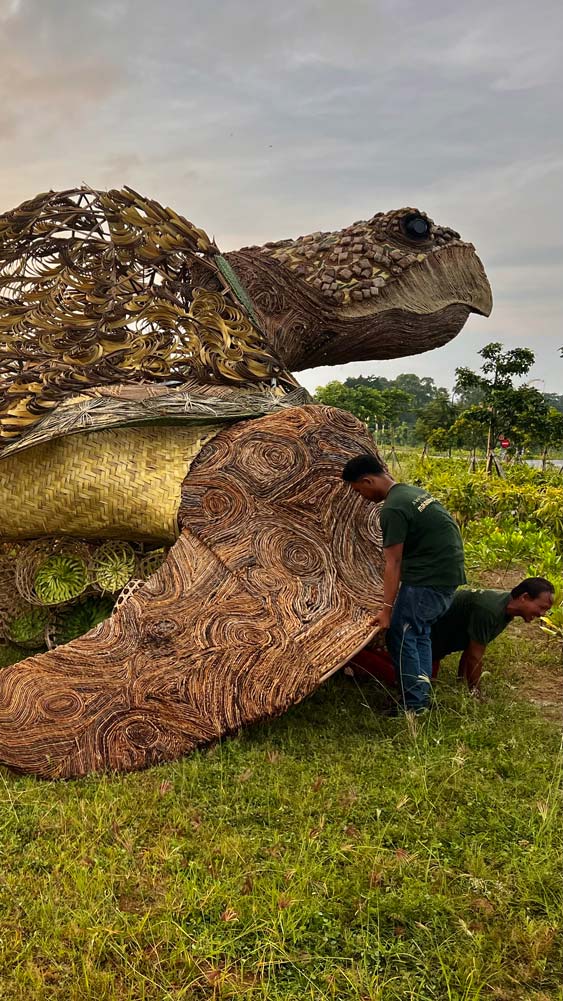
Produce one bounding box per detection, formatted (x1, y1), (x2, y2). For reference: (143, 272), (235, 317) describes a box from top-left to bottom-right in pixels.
(403, 213), (432, 241)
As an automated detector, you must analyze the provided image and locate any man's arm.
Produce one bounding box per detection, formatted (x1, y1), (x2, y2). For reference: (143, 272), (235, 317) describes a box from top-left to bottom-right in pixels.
(458, 640), (487, 693)
(373, 543), (403, 631)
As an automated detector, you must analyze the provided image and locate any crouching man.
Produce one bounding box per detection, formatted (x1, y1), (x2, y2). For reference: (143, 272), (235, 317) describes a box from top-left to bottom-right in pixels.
(342, 454), (466, 714)
(431, 577), (555, 695)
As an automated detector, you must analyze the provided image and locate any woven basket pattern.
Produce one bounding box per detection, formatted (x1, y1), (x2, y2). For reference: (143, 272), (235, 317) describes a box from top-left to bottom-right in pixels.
(15, 538), (91, 606)
(0, 423), (220, 543)
(89, 541), (137, 593)
(0, 553), (24, 638)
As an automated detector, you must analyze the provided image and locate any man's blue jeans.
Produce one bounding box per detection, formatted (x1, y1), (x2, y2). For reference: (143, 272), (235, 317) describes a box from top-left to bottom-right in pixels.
(386, 585), (456, 712)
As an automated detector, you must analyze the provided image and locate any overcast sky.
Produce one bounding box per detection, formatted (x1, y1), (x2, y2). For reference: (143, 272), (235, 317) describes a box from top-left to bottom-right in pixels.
(1, 0), (561, 394)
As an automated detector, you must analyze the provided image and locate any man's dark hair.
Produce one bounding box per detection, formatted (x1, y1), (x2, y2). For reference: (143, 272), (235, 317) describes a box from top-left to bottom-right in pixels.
(511, 577), (555, 599)
(342, 454), (386, 482)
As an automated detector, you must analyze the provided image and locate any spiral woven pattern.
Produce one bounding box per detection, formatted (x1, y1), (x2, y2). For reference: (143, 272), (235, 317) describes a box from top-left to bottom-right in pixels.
(90, 541), (137, 593)
(15, 538), (91, 606)
(0, 406), (384, 778)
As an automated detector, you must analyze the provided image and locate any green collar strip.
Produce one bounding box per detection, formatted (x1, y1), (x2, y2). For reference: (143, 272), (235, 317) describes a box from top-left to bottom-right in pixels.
(214, 254), (261, 330)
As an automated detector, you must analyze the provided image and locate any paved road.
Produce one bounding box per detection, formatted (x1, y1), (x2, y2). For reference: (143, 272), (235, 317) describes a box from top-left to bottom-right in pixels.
(526, 459), (563, 469)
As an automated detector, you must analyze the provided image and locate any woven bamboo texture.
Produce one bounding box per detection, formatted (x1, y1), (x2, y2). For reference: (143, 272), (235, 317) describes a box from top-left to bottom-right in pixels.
(0, 424), (220, 542)
(0, 406), (384, 779)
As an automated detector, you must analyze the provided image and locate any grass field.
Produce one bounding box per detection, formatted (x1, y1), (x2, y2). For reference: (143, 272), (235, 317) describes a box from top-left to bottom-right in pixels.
(0, 624), (561, 1000)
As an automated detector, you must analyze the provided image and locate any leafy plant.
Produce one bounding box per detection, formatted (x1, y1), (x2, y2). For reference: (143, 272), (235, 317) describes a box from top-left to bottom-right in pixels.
(0, 642), (28, 668)
(407, 458), (563, 540)
(6, 606), (48, 648)
(52, 595), (115, 645)
(540, 598), (563, 667)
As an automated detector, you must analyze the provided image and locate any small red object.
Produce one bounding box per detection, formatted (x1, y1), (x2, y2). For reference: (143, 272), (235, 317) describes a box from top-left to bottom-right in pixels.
(347, 648), (440, 684)
(500, 438), (510, 449)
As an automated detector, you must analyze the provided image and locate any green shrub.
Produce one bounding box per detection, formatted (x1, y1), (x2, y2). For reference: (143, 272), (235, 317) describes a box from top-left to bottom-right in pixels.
(6, 607), (48, 648)
(52, 595), (115, 645)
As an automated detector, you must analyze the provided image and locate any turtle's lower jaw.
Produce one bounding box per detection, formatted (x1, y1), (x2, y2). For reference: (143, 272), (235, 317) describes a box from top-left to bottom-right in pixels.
(300, 303), (475, 368)
(297, 243), (492, 369)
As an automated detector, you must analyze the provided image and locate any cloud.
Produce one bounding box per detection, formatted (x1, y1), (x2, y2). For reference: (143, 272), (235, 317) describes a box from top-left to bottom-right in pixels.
(1, 57), (123, 107)
(0, 0), (22, 21)
(0, 3), (127, 143)
(102, 151), (143, 177)
(0, 0), (561, 391)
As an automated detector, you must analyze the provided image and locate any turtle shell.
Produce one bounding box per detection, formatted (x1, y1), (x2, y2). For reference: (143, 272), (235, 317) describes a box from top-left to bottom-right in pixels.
(0, 186), (298, 453)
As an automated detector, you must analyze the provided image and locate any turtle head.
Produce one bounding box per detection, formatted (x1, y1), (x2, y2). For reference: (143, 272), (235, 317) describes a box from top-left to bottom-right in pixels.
(226, 207), (492, 371)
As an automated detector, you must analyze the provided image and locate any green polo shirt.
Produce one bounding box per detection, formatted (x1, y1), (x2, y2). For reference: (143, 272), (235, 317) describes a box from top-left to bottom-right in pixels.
(380, 483), (466, 589)
(431, 588), (512, 660)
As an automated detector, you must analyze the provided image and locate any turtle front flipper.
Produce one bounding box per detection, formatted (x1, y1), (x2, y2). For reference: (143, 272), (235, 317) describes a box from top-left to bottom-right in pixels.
(0, 406), (383, 779)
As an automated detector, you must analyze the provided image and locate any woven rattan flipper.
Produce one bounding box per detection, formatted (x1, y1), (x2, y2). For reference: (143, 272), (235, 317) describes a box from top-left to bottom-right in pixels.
(0, 407), (383, 778)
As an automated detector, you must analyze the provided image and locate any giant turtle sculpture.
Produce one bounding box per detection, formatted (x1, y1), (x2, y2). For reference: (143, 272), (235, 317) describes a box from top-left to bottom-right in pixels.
(0, 187), (492, 777)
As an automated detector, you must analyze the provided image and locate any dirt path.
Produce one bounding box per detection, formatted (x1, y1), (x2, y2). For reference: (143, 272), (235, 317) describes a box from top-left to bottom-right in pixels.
(509, 644), (561, 724)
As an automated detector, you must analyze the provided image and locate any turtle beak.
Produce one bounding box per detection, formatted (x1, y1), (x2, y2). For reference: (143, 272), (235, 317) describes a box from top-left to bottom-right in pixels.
(372, 243), (492, 320)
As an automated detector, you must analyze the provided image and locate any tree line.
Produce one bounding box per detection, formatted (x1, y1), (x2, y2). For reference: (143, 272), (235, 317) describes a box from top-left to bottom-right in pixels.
(314, 342), (563, 461)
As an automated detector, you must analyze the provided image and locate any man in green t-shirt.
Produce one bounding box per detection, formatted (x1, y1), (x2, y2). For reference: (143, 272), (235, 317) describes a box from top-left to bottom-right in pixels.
(431, 577), (554, 694)
(342, 453), (465, 713)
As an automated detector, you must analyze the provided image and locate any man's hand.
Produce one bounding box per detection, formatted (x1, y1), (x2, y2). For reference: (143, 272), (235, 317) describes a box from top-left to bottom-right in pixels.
(458, 640), (486, 691)
(374, 606), (393, 631)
